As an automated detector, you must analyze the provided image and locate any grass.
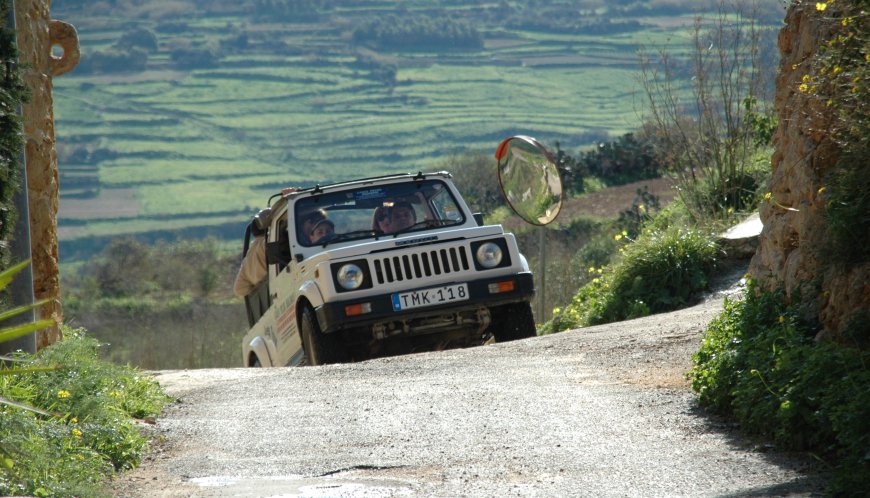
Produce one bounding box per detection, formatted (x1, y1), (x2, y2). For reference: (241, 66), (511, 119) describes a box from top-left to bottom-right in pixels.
(0, 329), (171, 497)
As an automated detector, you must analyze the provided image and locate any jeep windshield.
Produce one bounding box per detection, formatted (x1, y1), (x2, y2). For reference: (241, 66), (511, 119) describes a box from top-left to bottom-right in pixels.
(294, 179), (466, 247)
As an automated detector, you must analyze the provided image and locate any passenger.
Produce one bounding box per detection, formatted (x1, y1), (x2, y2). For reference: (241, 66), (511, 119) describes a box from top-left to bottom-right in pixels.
(233, 208), (271, 297)
(388, 201), (417, 233)
(372, 205), (391, 233)
(309, 219), (335, 244)
(297, 209), (327, 245)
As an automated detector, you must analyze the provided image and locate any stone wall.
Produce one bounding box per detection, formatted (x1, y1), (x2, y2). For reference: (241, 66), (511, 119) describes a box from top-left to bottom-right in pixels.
(748, 1), (869, 337)
(14, 0), (78, 348)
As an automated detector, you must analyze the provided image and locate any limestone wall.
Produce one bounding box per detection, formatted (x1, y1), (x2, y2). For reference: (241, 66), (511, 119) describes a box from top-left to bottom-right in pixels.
(748, 2), (869, 337)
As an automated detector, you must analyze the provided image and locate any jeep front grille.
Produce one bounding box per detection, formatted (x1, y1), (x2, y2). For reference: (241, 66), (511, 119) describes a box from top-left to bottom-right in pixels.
(372, 246), (470, 284)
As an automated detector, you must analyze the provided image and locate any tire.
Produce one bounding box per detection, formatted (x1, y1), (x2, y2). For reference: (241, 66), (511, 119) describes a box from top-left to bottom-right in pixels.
(301, 306), (348, 366)
(491, 302), (537, 342)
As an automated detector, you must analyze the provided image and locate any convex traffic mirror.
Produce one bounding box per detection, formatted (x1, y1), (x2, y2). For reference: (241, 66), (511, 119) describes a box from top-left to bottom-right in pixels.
(494, 135), (563, 226)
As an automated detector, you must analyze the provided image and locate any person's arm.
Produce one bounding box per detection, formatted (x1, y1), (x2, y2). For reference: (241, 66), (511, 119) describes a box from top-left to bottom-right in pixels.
(233, 235), (267, 297)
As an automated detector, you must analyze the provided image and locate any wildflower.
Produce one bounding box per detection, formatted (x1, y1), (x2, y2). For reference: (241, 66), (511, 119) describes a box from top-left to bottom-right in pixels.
(588, 266), (596, 273)
(109, 390), (122, 398)
(816, 3), (827, 11)
(57, 390), (70, 399)
(592, 278), (600, 284)
(70, 417), (78, 424)
(764, 192), (772, 200)
(621, 230), (628, 237)
(71, 428), (83, 438)
(802, 74), (811, 83)
(614, 233), (623, 241)
(637, 204), (646, 213)
(818, 186), (826, 195)
(833, 66), (841, 75)
(552, 307), (561, 315)
(799, 83), (808, 93)
(727, 207), (734, 215)
(779, 315), (785, 324)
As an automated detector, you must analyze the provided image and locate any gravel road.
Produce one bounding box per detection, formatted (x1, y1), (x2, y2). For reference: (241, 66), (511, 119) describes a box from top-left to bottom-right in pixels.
(113, 270), (825, 497)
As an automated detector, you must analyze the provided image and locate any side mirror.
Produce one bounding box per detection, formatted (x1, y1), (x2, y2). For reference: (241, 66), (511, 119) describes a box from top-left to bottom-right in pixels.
(494, 135), (563, 226)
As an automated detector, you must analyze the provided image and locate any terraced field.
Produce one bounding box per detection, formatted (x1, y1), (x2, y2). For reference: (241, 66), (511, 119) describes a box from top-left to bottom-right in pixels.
(51, 0), (782, 259)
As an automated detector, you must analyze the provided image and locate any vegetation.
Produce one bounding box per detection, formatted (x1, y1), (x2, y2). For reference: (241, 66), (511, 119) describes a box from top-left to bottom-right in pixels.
(0, 0), (27, 268)
(63, 237), (245, 369)
(1, 329), (171, 497)
(690, 282), (869, 495)
(46, 0), (782, 261)
(541, 219), (720, 333)
(639, 2), (775, 221)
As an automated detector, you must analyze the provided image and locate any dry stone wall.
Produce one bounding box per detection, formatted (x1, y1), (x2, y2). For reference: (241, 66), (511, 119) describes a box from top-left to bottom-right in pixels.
(748, 1), (869, 337)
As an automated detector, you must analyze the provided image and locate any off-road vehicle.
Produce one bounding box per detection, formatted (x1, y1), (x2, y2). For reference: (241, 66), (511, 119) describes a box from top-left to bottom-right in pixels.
(239, 171), (537, 366)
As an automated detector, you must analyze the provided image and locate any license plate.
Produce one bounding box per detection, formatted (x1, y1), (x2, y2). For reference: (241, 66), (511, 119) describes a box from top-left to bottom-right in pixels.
(392, 283), (469, 311)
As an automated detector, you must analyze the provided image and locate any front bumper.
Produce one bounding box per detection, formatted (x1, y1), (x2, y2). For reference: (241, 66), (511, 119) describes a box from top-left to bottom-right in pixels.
(315, 272), (534, 334)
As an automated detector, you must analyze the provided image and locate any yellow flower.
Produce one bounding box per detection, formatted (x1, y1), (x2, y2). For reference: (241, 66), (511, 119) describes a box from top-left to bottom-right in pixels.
(764, 192), (772, 200)
(57, 390), (70, 399)
(592, 278), (600, 284)
(638, 204), (646, 213)
(818, 186), (826, 195)
(816, 2), (827, 11)
(614, 234), (623, 241)
(621, 230), (628, 237)
(71, 428), (83, 438)
(109, 390), (122, 398)
(833, 66), (841, 75)
(799, 83), (808, 93)
(778, 315), (785, 323)
(70, 417), (78, 424)
(588, 266), (596, 273)
(727, 207), (734, 214)
(802, 74), (810, 83)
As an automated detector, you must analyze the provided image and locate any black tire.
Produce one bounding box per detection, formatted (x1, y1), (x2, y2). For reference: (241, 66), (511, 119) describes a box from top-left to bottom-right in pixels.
(301, 306), (348, 366)
(491, 302), (537, 342)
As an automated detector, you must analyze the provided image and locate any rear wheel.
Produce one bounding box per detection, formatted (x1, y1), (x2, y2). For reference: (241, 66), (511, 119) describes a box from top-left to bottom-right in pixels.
(491, 302), (537, 342)
(301, 306), (348, 366)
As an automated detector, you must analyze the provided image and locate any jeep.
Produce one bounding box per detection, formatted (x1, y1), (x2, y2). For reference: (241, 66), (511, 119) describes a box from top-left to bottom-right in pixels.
(239, 171), (538, 366)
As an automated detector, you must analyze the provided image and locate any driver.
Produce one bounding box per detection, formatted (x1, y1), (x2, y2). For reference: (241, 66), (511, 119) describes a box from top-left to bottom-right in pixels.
(309, 219), (335, 244)
(388, 201), (416, 233)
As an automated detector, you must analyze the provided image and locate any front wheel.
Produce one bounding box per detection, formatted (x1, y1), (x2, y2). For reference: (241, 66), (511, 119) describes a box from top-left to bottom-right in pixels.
(491, 302), (537, 342)
(301, 306), (348, 366)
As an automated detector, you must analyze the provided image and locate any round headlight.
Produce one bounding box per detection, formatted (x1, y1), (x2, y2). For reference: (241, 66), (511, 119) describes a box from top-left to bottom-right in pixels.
(337, 263), (364, 290)
(476, 242), (503, 269)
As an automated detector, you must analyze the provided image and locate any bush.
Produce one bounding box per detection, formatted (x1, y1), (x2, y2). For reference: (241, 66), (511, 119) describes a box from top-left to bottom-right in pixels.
(541, 225), (720, 332)
(690, 283), (870, 495)
(0, 329), (171, 496)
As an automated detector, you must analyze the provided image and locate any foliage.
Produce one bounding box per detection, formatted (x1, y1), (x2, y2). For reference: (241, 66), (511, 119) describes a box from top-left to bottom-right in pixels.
(798, 0), (870, 267)
(0, 261), (53, 345)
(690, 282), (870, 495)
(352, 14), (483, 50)
(0, 0), (28, 269)
(639, 1), (772, 221)
(0, 328), (171, 497)
(63, 237), (246, 369)
(440, 151), (505, 215)
(541, 225), (720, 333)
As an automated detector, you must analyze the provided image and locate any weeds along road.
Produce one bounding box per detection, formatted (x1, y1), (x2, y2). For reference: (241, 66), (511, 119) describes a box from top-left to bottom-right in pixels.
(114, 278), (824, 497)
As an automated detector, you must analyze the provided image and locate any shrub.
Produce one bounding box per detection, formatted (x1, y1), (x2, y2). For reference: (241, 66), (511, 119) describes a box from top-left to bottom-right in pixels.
(690, 282), (870, 495)
(541, 225), (720, 332)
(0, 328), (171, 496)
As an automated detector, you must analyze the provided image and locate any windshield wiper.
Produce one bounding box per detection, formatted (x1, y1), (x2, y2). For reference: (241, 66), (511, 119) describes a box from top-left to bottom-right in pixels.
(391, 219), (452, 237)
(320, 230), (377, 247)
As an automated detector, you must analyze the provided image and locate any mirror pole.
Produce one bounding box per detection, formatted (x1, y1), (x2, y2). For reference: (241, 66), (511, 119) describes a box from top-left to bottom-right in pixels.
(538, 225), (546, 321)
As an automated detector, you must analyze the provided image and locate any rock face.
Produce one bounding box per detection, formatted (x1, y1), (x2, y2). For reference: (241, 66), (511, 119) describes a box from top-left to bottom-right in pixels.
(14, 0), (79, 348)
(748, 2), (869, 337)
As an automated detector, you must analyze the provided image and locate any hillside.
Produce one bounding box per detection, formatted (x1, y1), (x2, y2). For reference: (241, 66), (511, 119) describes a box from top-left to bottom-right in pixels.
(50, 0), (784, 260)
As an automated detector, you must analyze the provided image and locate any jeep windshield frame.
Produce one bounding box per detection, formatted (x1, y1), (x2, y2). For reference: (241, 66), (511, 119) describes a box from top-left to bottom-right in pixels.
(293, 179), (466, 248)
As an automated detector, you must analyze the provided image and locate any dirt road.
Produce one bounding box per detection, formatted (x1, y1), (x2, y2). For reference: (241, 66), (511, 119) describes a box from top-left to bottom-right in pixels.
(113, 273), (824, 497)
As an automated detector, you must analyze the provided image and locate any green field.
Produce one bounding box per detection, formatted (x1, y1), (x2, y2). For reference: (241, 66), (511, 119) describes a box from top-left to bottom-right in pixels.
(51, 0), (783, 259)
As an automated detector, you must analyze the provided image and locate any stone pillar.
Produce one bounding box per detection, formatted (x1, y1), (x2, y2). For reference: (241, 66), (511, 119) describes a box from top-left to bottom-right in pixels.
(13, 0), (78, 348)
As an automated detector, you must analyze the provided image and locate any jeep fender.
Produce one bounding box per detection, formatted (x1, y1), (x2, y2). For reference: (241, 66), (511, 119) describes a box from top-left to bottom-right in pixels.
(247, 336), (273, 367)
(297, 279), (324, 309)
(519, 253), (530, 272)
